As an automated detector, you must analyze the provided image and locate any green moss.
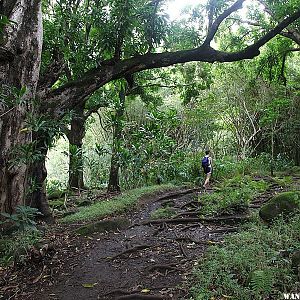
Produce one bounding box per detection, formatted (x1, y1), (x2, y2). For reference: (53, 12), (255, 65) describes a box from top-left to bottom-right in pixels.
(0, 239), (10, 254)
(150, 207), (176, 220)
(75, 218), (130, 235)
(259, 191), (300, 222)
(62, 184), (174, 224)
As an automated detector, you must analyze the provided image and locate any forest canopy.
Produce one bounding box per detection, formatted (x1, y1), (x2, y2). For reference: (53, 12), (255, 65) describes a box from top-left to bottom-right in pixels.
(1, 1), (300, 299)
(0, 0), (299, 217)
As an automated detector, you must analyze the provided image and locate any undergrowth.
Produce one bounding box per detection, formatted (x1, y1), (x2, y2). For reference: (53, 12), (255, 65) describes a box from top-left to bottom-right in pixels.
(62, 184), (174, 223)
(199, 175), (269, 216)
(190, 214), (300, 299)
(0, 230), (41, 266)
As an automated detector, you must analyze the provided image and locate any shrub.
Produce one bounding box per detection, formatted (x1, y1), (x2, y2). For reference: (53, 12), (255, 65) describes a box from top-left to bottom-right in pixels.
(190, 215), (300, 299)
(0, 230), (41, 266)
(1, 205), (42, 232)
(199, 176), (269, 216)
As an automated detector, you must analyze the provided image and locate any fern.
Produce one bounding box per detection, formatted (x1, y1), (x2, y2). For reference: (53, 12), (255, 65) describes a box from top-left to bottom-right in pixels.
(250, 269), (273, 297)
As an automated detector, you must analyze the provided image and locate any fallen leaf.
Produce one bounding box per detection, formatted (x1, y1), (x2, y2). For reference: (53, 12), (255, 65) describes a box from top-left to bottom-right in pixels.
(19, 127), (29, 133)
(82, 283), (97, 288)
(222, 295), (233, 299)
(141, 289), (150, 293)
(207, 240), (218, 245)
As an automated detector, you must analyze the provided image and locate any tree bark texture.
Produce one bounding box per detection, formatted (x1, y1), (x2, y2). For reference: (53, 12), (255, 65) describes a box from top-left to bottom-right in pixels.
(107, 88), (126, 193)
(0, 0), (43, 214)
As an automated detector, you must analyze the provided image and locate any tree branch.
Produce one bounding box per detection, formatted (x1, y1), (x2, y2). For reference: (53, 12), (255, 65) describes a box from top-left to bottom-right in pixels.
(41, 7), (300, 118)
(84, 101), (107, 119)
(256, 0), (300, 46)
(281, 29), (300, 46)
(37, 52), (65, 92)
(227, 17), (261, 27)
(203, 0), (246, 46)
(280, 48), (300, 85)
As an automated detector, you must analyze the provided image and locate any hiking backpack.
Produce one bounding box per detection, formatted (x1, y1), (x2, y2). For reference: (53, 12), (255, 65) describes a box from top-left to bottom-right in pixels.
(201, 156), (209, 168)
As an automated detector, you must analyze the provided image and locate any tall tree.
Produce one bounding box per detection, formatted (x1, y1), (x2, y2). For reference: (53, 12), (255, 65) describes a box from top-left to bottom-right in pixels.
(0, 1), (50, 216)
(1, 0), (300, 217)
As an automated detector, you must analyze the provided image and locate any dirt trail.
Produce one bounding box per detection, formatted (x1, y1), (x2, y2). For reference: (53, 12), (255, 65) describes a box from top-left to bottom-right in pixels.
(2, 181), (285, 300)
(30, 188), (240, 300)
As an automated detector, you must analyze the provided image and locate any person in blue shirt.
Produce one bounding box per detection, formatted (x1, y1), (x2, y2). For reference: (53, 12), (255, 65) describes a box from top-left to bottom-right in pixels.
(202, 150), (213, 189)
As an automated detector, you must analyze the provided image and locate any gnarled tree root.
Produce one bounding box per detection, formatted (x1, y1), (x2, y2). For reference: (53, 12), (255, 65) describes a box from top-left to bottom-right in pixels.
(141, 215), (249, 226)
(117, 295), (167, 300)
(110, 244), (151, 260)
(147, 264), (182, 273)
(153, 188), (200, 203)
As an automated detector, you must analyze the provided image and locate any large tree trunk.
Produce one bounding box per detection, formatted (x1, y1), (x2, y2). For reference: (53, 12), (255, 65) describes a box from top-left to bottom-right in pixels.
(107, 87), (126, 193)
(0, 1), (45, 214)
(67, 104), (86, 190)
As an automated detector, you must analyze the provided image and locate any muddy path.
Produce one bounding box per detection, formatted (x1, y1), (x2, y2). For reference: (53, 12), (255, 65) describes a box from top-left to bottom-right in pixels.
(1, 180), (288, 300)
(28, 188), (237, 300)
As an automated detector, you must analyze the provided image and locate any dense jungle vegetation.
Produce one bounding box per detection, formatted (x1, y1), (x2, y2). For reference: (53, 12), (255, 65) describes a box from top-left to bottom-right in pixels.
(1, 0), (300, 299)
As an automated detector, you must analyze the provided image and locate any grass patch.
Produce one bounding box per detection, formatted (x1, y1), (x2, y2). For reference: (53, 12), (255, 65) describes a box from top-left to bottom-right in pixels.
(199, 175), (269, 216)
(273, 176), (293, 188)
(61, 184), (174, 224)
(190, 214), (300, 299)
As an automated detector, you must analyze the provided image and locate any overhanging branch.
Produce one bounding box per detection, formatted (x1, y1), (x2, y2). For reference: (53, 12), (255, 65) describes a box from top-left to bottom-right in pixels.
(42, 6), (300, 118)
(203, 0), (246, 46)
(280, 48), (300, 85)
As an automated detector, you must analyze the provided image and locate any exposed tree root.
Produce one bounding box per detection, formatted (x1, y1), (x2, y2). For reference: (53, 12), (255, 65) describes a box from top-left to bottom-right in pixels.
(175, 237), (199, 243)
(152, 223), (167, 236)
(148, 264), (182, 273)
(249, 204), (262, 208)
(153, 188), (200, 203)
(172, 210), (200, 219)
(116, 295), (167, 300)
(208, 227), (238, 234)
(142, 215), (248, 226)
(101, 289), (139, 297)
(178, 200), (200, 209)
(179, 242), (188, 258)
(174, 237), (215, 245)
(110, 244), (151, 260)
(179, 224), (202, 231)
(141, 217), (202, 226)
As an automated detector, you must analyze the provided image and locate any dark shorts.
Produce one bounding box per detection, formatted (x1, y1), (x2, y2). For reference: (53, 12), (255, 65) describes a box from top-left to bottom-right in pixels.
(203, 166), (212, 174)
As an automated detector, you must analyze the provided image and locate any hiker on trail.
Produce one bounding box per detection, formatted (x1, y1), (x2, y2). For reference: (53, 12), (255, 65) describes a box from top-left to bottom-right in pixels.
(202, 150), (213, 189)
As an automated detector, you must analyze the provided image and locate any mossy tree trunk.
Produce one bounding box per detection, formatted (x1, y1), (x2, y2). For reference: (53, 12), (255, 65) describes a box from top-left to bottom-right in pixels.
(107, 87), (126, 193)
(0, 1), (47, 215)
(66, 104), (86, 190)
